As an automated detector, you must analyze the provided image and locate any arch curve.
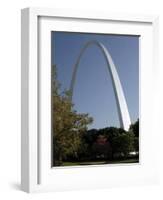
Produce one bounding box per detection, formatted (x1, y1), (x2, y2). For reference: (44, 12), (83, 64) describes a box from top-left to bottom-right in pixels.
(69, 40), (131, 131)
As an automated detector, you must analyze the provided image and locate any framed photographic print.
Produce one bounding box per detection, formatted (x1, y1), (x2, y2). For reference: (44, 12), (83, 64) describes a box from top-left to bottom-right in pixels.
(21, 8), (159, 192)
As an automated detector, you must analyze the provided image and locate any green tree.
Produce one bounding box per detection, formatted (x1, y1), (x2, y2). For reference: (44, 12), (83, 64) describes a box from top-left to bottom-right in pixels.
(133, 137), (139, 152)
(112, 132), (135, 158)
(129, 119), (139, 153)
(130, 119), (139, 137)
(52, 65), (93, 165)
(103, 127), (126, 159)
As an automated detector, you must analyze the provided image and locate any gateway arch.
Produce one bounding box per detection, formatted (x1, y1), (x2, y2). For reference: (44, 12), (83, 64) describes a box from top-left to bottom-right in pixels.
(69, 40), (131, 131)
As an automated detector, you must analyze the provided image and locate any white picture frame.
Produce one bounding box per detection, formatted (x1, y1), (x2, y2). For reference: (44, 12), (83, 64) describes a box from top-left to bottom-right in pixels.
(21, 7), (159, 193)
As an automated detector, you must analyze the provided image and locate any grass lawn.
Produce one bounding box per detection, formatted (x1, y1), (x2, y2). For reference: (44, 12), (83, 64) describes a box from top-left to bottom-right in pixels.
(62, 158), (139, 166)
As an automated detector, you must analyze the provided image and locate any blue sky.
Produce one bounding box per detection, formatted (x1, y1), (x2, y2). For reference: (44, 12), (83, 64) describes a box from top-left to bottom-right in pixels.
(52, 32), (139, 129)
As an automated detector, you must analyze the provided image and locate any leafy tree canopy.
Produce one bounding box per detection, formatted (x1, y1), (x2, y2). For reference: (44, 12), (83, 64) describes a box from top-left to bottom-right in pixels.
(52, 65), (93, 164)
